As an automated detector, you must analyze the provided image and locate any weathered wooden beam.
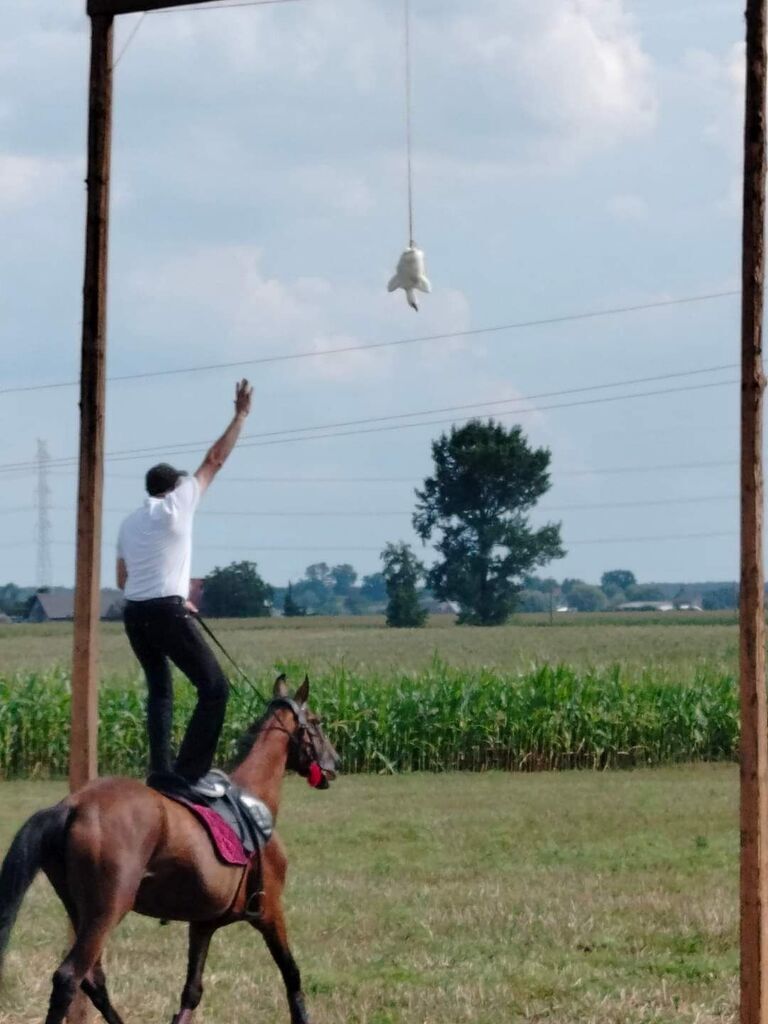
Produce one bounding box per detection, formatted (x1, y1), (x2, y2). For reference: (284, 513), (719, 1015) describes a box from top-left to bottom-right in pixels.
(71, 12), (113, 799)
(740, 1), (768, 1022)
(88, 0), (223, 16)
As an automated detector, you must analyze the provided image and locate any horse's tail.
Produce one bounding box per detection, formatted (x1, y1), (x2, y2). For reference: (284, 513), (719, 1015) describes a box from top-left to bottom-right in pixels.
(0, 802), (71, 980)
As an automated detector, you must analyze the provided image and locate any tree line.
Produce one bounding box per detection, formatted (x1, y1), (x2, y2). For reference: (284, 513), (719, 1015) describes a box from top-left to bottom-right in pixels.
(202, 420), (564, 626)
(0, 419), (741, 627)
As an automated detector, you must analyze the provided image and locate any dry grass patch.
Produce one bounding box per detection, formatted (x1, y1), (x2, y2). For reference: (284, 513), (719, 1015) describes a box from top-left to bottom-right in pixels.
(0, 767), (737, 1023)
(0, 614), (738, 677)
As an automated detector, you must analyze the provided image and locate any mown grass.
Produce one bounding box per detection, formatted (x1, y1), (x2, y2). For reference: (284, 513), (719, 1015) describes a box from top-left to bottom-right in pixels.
(0, 613), (740, 676)
(0, 767), (739, 1024)
(0, 662), (739, 778)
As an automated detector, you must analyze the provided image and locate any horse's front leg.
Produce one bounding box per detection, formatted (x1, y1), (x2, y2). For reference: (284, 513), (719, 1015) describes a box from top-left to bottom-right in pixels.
(253, 906), (311, 1024)
(170, 923), (215, 1024)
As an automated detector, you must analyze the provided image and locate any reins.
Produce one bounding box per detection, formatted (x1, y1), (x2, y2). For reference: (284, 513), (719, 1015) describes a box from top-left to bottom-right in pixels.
(192, 613), (324, 783)
(192, 611), (268, 704)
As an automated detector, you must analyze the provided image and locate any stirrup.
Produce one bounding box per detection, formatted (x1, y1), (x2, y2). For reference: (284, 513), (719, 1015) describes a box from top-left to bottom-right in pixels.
(188, 771), (228, 800)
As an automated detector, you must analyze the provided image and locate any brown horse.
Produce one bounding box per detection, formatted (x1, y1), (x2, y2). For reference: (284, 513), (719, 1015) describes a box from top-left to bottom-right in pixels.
(0, 674), (339, 1024)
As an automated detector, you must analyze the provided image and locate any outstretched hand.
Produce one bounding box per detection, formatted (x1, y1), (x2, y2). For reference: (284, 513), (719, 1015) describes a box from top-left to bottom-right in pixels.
(235, 378), (253, 418)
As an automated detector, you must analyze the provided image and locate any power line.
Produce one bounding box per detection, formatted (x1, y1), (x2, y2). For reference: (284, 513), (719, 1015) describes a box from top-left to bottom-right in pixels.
(39, 529), (738, 553)
(35, 440), (52, 589)
(93, 457), (746, 483)
(5, 526), (734, 558)
(194, 530), (740, 549)
(558, 458), (738, 477)
(202, 378), (741, 457)
(0, 375), (738, 476)
(151, 0), (305, 12)
(568, 530), (736, 546)
(113, 1), (306, 68)
(26, 458), (747, 487)
(0, 289), (739, 398)
(0, 492), (740, 519)
(98, 363), (744, 460)
(542, 494), (736, 512)
(36, 363), (733, 467)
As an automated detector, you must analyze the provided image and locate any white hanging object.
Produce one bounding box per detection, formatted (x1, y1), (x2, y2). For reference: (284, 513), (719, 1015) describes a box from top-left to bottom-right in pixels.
(388, 246), (431, 311)
(387, 0), (431, 312)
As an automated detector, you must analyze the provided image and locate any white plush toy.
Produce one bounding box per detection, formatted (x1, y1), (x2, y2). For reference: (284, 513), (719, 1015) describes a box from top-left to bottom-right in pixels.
(388, 246), (431, 311)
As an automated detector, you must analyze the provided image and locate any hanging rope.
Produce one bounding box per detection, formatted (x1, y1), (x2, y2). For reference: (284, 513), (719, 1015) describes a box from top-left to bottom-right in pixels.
(113, 12), (147, 69)
(403, 0), (414, 247)
(112, 1), (305, 70)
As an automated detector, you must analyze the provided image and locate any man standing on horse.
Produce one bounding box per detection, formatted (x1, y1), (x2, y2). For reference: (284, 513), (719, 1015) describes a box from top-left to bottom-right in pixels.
(117, 379), (253, 790)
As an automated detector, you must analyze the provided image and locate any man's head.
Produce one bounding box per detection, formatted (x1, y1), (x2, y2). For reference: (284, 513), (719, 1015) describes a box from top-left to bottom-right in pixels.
(145, 463), (187, 497)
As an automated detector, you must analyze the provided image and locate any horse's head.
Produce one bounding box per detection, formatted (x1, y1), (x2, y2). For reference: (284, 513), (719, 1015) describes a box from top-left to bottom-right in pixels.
(272, 674), (340, 790)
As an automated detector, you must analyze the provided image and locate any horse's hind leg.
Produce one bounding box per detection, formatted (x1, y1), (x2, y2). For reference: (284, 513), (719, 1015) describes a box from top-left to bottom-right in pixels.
(44, 867), (125, 1023)
(81, 959), (125, 1024)
(44, 919), (116, 1024)
(44, 873), (138, 1023)
(170, 923), (215, 1024)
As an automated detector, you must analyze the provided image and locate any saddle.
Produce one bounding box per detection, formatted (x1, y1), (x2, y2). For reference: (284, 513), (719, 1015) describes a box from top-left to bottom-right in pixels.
(148, 769), (273, 862)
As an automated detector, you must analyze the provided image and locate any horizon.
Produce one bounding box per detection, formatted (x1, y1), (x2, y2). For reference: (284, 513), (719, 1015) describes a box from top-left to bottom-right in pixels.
(2, 0), (745, 588)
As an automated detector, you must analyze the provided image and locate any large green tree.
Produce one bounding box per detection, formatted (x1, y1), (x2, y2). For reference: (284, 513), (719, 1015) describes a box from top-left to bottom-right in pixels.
(567, 583), (608, 612)
(202, 561), (272, 618)
(382, 542), (427, 628)
(600, 570), (636, 599)
(331, 564), (357, 596)
(283, 583), (306, 617)
(361, 572), (387, 603)
(413, 420), (564, 625)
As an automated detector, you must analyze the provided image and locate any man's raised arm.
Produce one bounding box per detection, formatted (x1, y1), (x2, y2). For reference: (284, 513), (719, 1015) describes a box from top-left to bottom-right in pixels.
(195, 378), (253, 495)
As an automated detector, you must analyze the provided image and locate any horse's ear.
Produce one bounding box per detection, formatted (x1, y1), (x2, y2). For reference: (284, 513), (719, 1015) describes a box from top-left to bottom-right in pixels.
(295, 675), (310, 706)
(273, 673), (289, 698)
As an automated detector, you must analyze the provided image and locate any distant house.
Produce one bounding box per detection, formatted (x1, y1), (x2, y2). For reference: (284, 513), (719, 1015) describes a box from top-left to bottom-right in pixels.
(0, 612), (11, 625)
(420, 597), (460, 615)
(27, 588), (125, 623)
(616, 600), (676, 613)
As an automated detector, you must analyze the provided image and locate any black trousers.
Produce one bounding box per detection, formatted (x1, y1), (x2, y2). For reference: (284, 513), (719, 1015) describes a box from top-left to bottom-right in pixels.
(123, 596), (229, 781)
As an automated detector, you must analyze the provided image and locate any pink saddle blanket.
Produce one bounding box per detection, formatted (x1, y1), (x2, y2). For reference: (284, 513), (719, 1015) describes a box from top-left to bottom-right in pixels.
(172, 796), (250, 867)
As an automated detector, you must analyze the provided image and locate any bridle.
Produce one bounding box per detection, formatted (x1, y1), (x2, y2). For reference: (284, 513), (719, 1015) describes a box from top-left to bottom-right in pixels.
(192, 615), (330, 787)
(264, 697), (328, 787)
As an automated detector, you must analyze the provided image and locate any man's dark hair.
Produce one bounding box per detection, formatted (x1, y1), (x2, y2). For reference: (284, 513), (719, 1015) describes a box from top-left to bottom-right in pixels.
(145, 463), (187, 497)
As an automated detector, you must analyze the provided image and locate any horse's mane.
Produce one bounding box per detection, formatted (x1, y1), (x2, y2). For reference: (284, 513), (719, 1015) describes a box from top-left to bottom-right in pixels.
(229, 706), (274, 770)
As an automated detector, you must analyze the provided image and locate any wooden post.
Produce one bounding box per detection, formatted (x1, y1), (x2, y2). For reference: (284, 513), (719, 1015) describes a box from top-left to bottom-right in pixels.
(71, 14), (113, 795)
(741, 2), (768, 1023)
(68, 16), (113, 1023)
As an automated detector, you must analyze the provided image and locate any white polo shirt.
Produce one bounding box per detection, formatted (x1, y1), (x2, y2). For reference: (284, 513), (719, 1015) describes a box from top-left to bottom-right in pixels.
(117, 476), (201, 601)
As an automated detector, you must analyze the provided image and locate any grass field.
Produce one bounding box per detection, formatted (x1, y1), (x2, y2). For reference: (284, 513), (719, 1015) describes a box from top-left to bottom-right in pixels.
(0, 615), (744, 1020)
(0, 767), (739, 1024)
(0, 612), (740, 678)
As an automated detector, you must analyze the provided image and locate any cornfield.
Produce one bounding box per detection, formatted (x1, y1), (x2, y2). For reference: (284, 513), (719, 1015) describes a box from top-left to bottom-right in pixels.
(0, 663), (738, 778)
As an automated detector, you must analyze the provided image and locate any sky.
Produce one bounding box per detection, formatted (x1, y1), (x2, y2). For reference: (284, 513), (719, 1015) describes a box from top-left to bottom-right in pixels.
(0, 0), (747, 590)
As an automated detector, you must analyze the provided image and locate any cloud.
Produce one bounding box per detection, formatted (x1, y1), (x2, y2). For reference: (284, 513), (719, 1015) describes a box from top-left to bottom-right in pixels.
(0, 153), (78, 209)
(430, 0), (656, 167)
(287, 165), (375, 217)
(679, 42), (744, 212)
(606, 193), (649, 222)
(683, 42), (744, 152)
(121, 243), (472, 383)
